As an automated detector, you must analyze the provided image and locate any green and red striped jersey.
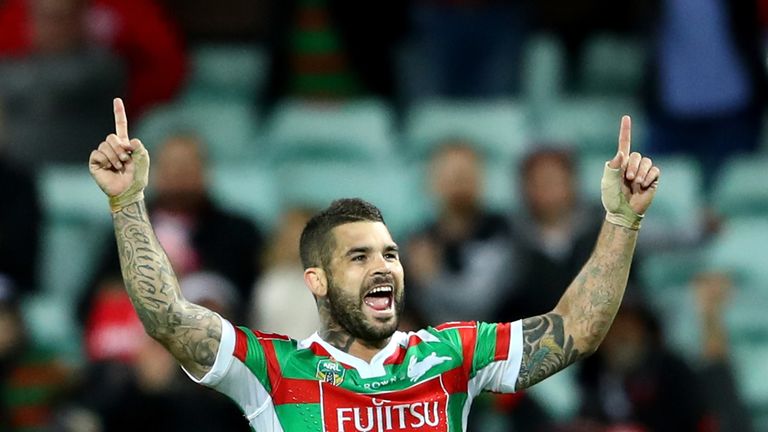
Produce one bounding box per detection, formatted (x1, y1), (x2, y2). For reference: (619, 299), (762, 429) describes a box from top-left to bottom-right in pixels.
(186, 317), (523, 431)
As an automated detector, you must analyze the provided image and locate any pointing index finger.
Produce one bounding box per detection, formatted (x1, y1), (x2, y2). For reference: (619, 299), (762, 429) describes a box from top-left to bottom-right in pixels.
(618, 115), (631, 156)
(113, 98), (129, 139)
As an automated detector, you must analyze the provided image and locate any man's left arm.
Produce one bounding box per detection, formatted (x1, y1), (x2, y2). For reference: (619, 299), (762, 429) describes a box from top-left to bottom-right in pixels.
(514, 115), (661, 390)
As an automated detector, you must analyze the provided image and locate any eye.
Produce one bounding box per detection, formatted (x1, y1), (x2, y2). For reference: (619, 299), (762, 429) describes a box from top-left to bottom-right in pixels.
(384, 252), (399, 261)
(351, 255), (366, 262)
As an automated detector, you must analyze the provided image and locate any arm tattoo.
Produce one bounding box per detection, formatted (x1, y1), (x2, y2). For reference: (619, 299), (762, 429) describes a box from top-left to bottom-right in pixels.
(316, 297), (356, 353)
(515, 222), (638, 389)
(516, 313), (580, 390)
(113, 202), (221, 378)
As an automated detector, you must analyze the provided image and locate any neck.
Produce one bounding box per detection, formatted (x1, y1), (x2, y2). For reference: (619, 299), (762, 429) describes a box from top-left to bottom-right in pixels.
(317, 298), (390, 363)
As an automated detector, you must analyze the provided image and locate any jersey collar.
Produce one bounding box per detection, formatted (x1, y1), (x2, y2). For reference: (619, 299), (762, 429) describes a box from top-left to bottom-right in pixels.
(299, 331), (407, 379)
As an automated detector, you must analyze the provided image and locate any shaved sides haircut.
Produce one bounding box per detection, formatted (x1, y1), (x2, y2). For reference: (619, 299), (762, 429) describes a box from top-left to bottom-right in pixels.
(299, 198), (385, 269)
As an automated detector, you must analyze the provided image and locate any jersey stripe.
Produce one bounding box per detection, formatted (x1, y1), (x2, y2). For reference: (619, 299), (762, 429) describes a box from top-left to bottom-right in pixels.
(493, 322), (511, 361)
(259, 338), (283, 394)
(273, 378), (321, 405)
(457, 325), (477, 378)
(383, 334), (427, 366)
(234, 327), (248, 362)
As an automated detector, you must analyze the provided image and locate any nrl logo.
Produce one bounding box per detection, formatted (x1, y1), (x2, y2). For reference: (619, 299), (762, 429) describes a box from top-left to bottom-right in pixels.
(316, 360), (346, 386)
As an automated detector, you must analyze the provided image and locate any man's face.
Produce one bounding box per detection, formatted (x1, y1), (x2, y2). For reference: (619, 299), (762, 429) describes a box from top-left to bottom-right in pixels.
(153, 137), (207, 208)
(324, 221), (405, 342)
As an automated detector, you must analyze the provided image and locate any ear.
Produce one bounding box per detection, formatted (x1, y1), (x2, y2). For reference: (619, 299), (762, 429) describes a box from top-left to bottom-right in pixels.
(304, 267), (328, 298)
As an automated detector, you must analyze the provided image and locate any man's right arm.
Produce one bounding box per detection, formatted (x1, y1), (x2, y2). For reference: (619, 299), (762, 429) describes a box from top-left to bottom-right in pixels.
(113, 200), (221, 379)
(90, 98), (221, 379)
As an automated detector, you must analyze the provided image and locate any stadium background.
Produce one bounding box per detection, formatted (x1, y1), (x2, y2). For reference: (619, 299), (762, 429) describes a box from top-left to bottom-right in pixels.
(0, 0), (766, 430)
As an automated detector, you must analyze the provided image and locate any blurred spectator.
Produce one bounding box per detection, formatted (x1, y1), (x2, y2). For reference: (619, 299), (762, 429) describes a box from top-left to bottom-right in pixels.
(692, 272), (755, 432)
(532, 0), (651, 91)
(644, 0), (767, 193)
(405, 141), (514, 325)
(263, 0), (408, 108)
(0, 0), (124, 165)
(97, 333), (250, 432)
(404, 0), (529, 99)
(249, 207), (320, 339)
(181, 271), (240, 322)
(0, 0), (187, 118)
(79, 133), (265, 326)
(0, 284), (71, 431)
(0, 102), (42, 295)
(572, 298), (714, 432)
(158, 0), (269, 44)
(495, 148), (603, 321)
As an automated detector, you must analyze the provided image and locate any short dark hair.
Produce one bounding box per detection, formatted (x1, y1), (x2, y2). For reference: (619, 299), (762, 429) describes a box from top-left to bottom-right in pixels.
(299, 198), (385, 269)
(519, 147), (575, 180)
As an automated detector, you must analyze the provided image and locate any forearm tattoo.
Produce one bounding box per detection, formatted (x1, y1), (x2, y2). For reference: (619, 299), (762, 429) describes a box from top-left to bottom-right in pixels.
(515, 223), (637, 390)
(114, 202), (221, 377)
(516, 313), (580, 389)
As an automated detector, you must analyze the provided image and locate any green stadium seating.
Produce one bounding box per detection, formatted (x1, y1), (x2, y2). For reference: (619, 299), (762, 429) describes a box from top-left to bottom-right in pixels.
(537, 96), (647, 157)
(135, 101), (259, 162)
(263, 99), (396, 165)
(520, 33), (566, 121)
(209, 161), (281, 230)
(182, 44), (269, 103)
(578, 34), (646, 96)
(273, 159), (427, 240)
(403, 99), (530, 164)
(712, 156), (768, 218)
(705, 218), (768, 286)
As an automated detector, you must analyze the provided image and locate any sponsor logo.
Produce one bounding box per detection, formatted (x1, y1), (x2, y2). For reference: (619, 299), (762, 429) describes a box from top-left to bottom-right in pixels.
(336, 400), (442, 432)
(317, 360), (346, 386)
(407, 353), (452, 382)
(322, 375), (449, 432)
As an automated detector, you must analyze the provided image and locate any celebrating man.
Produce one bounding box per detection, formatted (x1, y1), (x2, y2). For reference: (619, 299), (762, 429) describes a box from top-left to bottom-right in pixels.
(88, 98), (660, 431)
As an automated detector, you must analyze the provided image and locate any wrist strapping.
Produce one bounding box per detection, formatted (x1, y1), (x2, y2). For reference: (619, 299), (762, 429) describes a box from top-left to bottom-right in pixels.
(109, 147), (149, 213)
(600, 162), (643, 230)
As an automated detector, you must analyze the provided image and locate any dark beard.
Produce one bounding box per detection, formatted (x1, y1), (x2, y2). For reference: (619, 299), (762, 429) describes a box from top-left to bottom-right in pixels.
(326, 272), (404, 343)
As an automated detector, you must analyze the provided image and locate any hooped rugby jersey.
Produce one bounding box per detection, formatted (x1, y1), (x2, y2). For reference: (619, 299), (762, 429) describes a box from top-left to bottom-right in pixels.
(185, 317), (523, 431)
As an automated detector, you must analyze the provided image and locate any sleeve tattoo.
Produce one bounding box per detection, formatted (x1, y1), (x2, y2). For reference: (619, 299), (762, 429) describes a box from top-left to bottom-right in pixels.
(515, 222), (637, 390)
(516, 313), (580, 389)
(113, 201), (222, 378)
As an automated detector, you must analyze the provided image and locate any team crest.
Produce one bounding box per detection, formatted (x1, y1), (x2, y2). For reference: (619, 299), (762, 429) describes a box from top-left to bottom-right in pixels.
(316, 360), (345, 386)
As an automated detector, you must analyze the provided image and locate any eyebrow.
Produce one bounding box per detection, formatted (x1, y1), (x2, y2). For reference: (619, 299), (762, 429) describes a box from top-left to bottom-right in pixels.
(344, 244), (399, 257)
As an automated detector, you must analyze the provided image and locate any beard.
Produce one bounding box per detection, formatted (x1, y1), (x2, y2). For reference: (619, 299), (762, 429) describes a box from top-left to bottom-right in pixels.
(326, 271), (404, 343)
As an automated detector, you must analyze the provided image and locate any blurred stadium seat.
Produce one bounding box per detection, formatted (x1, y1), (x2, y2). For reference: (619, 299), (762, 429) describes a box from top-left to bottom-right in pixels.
(273, 159), (426, 240)
(578, 34), (646, 97)
(182, 44), (269, 103)
(705, 217), (768, 286)
(210, 161), (281, 230)
(135, 101), (259, 162)
(520, 33), (566, 121)
(537, 96), (647, 157)
(263, 99), (396, 165)
(403, 99), (530, 165)
(711, 156), (768, 219)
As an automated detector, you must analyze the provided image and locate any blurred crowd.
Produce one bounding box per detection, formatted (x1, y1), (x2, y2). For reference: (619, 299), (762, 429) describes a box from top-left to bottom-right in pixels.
(1, 0), (767, 431)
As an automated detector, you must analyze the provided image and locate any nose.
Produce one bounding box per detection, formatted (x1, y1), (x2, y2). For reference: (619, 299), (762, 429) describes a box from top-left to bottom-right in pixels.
(371, 253), (393, 275)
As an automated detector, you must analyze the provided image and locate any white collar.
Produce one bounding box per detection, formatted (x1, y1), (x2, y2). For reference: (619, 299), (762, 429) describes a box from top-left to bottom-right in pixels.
(299, 331), (407, 379)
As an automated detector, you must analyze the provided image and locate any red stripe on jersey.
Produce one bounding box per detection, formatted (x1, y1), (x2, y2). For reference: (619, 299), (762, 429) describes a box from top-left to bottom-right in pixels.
(458, 325), (477, 377)
(383, 334), (425, 366)
(253, 330), (291, 341)
(273, 378), (321, 405)
(259, 339), (283, 393)
(435, 321), (475, 331)
(233, 327), (248, 362)
(493, 322), (511, 361)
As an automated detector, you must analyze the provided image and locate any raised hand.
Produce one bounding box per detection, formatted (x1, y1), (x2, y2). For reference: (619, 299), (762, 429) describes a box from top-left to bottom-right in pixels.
(88, 98), (150, 211)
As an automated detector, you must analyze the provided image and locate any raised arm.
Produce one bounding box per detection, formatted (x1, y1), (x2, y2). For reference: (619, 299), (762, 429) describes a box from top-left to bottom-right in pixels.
(88, 98), (221, 379)
(515, 116), (660, 390)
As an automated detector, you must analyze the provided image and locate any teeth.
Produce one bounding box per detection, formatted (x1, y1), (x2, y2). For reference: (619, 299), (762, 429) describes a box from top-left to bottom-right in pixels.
(368, 285), (393, 295)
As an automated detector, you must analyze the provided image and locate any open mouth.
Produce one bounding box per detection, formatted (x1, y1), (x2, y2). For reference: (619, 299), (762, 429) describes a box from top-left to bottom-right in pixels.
(363, 285), (394, 313)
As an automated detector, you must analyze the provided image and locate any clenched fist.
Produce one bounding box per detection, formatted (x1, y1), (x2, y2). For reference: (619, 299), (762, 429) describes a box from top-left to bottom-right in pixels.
(88, 98), (150, 212)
